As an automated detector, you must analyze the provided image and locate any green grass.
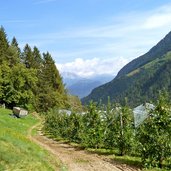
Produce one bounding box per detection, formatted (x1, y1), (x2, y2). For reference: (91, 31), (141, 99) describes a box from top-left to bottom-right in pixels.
(113, 155), (169, 171)
(86, 148), (169, 171)
(0, 108), (61, 171)
(127, 68), (140, 77)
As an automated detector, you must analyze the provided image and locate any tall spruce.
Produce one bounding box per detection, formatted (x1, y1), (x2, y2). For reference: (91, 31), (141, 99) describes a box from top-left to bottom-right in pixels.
(0, 26), (9, 64)
(6, 46), (20, 67)
(36, 52), (67, 112)
(32, 46), (43, 69)
(22, 44), (34, 68)
(11, 37), (21, 55)
(42, 52), (64, 93)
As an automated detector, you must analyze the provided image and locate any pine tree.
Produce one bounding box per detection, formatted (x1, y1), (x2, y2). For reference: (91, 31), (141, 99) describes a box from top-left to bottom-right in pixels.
(6, 46), (20, 67)
(22, 44), (34, 68)
(11, 37), (21, 55)
(42, 52), (64, 92)
(32, 46), (43, 69)
(36, 52), (67, 112)
(0, 26), (9, 64)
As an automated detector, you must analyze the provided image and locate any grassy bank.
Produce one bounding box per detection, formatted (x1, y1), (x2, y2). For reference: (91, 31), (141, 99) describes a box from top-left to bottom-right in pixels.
(0, 108), (60, 171)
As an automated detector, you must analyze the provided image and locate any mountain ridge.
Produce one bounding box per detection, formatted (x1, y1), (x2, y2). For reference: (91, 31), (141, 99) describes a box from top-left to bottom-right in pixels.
(68, 79), (102, 98)
(82, 31), (171, 106)
(117, 31), (171, 78)
(62, 73), (113, 98)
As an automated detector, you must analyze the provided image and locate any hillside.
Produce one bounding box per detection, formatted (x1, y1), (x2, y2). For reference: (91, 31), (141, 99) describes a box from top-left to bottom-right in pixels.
(0, 108), (60, 170)
(82, 31), (171, 106)
(66, 75), (113, 98)
(68, 79), (101, 98)
(62, 72), (113, 98)
(117, 31), (171, 77)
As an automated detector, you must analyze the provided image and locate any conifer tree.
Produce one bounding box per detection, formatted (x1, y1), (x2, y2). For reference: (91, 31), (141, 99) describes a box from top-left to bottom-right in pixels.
(42, 52), (64, 92)
(0, 26), (68, 111)
(22, 44), (34, 68)
(6, 46), (20, 67)
(11, 37), (21, 55)
(0, 26), (9, 64)
(36, 52), (67, 112)
(32, 46), (43, 69)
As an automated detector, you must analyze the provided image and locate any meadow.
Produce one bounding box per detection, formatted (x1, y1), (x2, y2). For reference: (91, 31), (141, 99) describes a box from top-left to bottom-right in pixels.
(0, 108), (60, 171)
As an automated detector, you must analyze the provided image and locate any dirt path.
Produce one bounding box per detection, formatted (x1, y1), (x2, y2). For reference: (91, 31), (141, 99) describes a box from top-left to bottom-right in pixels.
(28, 114), (140, 171)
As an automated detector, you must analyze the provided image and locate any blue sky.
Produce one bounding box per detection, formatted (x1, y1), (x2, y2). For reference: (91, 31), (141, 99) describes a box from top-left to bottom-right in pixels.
(1, 0), (171, 77)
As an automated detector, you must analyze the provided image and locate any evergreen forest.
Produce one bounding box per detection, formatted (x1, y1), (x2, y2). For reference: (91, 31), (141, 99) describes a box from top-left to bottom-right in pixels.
(0, 26), (69, 112)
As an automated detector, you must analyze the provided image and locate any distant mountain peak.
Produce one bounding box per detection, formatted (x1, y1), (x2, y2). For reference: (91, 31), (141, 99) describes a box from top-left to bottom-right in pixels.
(62, 73), (114, 98)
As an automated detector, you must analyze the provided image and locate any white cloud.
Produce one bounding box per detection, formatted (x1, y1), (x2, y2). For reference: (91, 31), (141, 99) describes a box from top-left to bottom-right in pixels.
(13, 2), (171, 78)
(54, 3), (171, 78)
(143, 5), (171, 29)
(143, 14), (171, 29)
(56, 57), (128, 78)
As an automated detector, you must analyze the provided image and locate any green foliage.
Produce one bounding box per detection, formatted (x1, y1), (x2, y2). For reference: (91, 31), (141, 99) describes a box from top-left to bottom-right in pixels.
(44, 93), (171, 170)
(32, 46), (43, 69)
(112, 105), (134, 156)
(83, 52), (171, 107)
(35, 52), (68, 112)
(22, 44), (34, 69)
(67, 95), (83, 112)
(66, 112), (82, 142)
(0, 27), (68, 112)
(11, 36), (21, 55)
(117, 31), (171, 77)
(103, 99), (135, 155)
(0, 26), (8, 63)
(80, 101), (105, 148)
(0, 60), (37, 108)
(137, 92), (171, 169)
(44, 101), (135, 153)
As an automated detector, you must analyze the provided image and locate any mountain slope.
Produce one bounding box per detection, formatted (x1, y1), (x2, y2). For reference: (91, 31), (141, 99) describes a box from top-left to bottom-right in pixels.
(117, 31), (171, 77)
(82, 32), (171, 107)
(68, 79), (102, 98)
(64, 74), (113, 98)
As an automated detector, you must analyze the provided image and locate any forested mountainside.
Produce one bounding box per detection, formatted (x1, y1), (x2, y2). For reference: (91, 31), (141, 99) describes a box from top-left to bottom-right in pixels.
(117, 31), (171, 77)
(0, 26), (68, 112)
(82, 31), (171, 107)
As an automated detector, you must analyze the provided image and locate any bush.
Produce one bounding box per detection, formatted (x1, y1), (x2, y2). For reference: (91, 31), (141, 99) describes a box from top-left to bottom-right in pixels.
(137, 92), (171, 168)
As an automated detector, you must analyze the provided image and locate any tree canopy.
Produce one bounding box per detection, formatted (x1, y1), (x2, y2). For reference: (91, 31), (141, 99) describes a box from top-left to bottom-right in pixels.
(0, 26), (68, 112)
